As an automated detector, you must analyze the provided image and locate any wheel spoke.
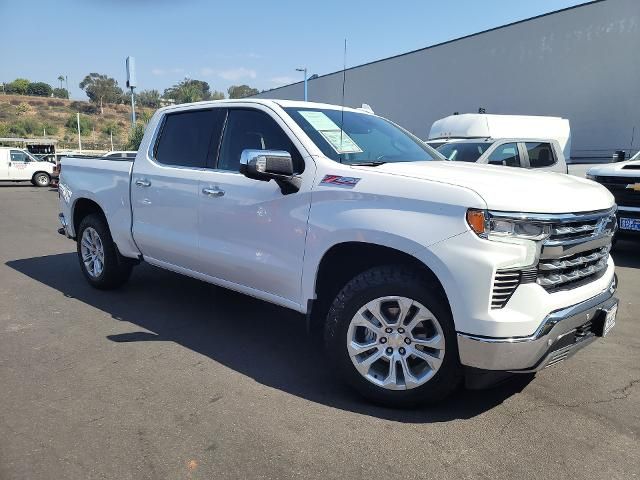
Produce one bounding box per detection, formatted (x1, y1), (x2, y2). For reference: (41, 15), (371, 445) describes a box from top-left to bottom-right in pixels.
(399, 355), (420, 388)
(348, 340), (378, 357)
(411, 334), (445, 350)
(405, 310), (435, 333)
(353, 348), (383, 375)
(364, 299), (388, 327)
(352, 311), (383, 334)
(396, 297), (414, 326)
(382, 356), (401, 389)
(409, 345), (443, 371)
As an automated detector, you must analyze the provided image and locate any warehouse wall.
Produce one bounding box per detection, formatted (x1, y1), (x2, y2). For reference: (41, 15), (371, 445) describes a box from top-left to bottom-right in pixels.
(255, 0), (639, 161)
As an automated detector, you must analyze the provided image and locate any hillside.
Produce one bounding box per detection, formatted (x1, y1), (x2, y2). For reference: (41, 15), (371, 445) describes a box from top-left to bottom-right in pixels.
(0, 94), (154, 151)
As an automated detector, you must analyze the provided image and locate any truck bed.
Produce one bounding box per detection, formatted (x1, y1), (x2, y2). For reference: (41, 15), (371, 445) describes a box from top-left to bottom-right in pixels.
(59, 156), (139, 258)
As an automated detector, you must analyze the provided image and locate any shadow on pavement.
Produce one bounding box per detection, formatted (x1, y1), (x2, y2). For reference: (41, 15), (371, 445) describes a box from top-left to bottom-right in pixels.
(612, 239), (639, 269)
(7, 253), (533, 423)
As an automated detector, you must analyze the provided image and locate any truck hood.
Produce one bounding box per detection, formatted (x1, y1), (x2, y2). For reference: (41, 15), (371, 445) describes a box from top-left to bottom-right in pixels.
(355, 161), (615, 213)
(588, 159), (640, 178)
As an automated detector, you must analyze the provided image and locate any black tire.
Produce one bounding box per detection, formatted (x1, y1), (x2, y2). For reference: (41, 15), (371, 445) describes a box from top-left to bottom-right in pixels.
(324, 265), (462, 408)
(76, 213), (133, 289)
(32, 172), (50, 187)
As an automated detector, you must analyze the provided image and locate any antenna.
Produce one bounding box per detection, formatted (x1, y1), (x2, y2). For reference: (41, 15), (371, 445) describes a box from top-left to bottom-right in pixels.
(340, 38), (347, 163)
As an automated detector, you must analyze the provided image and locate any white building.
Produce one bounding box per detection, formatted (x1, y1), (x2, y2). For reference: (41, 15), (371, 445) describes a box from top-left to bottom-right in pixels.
(255, 0), (639, 162)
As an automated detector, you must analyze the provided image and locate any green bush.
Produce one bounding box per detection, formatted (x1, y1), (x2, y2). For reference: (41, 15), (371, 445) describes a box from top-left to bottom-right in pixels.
(126, 123), (146, 150)
(52, 88), (69, 99)
(65, 114), (93, 135)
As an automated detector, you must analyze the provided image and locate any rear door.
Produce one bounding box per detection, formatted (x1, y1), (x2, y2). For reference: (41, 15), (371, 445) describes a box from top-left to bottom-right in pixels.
(522, 141), (564, 172)
(196, 106), (314, 305)
(0, 150), (8, 179)
(131, 108), (225, 271)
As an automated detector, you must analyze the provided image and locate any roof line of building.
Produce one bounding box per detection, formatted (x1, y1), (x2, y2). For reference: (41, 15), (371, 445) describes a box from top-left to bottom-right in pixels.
(258, 0), (605, 95)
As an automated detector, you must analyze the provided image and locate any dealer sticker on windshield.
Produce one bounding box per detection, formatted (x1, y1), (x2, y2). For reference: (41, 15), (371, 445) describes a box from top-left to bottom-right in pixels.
(299, 111), (363, 154)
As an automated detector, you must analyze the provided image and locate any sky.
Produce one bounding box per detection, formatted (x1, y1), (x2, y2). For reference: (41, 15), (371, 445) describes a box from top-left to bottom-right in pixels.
(0, 0), (590, 100)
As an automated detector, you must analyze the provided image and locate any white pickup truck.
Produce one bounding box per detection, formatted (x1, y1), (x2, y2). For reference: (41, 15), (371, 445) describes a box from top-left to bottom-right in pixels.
(58, 99), (619, 407)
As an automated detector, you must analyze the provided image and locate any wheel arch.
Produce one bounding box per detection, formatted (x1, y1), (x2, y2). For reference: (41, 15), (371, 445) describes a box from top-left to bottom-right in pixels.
(308, 241), (451, 333)
(72, 197), (108, 236)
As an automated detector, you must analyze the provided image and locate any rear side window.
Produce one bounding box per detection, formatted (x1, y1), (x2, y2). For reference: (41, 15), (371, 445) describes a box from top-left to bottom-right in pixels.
(488, 143), (520, 167)
(217, 109), (304, 173)
(155, 109), (225, 168)
(525, 142), (555, 168)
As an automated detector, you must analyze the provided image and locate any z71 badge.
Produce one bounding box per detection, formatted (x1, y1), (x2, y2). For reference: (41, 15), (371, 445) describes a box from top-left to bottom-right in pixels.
(319, 175), (361, 188)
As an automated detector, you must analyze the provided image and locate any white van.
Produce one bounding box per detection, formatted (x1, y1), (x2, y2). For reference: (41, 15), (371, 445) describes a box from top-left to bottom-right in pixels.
(427, 114), (572, 161)
(0, 147), (56, 187)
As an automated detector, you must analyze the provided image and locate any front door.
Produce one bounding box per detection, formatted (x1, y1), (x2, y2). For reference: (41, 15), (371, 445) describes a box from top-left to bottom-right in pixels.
(8, 150), (32, 180)
(197, 107), (314, 306)
(131, 108), (225, 271)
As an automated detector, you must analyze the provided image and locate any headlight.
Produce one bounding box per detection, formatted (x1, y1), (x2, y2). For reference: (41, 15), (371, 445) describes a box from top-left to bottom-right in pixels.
(466, 209), (550, 241)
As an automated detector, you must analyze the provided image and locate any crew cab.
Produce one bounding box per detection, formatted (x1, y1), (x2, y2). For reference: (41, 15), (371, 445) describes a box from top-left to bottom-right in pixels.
(0, 147), (55, 186)
(58, 99), (618, 407)
(588, 150), (640, 238)
(435, 138), (568, 173)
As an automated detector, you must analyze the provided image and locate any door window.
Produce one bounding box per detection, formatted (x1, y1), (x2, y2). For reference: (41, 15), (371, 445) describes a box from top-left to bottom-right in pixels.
(525, 142), (555, 168)
(217, 109), (304, 173)
(155, 109), (225, 168)
(10, 150), (28, 162)
(487, 143), (521, 167)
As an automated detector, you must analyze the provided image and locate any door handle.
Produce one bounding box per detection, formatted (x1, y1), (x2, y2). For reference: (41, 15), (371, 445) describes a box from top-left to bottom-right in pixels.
(135, 179), (151, 187)
(202, 187), (224, 197)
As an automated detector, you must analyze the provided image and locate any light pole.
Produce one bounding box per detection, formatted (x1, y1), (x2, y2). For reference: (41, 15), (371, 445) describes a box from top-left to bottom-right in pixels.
(296, 67), (307, 101)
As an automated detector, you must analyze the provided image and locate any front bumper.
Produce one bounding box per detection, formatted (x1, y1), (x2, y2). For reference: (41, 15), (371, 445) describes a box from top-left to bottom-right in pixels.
(58, 212), (73, 239)
(457, 277), (618, 372)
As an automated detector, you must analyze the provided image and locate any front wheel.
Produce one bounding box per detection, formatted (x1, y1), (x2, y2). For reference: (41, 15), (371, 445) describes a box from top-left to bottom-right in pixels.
(324, 265), (462, 407)
(33, 172), (50, 187)
(76, 214), (133, 289)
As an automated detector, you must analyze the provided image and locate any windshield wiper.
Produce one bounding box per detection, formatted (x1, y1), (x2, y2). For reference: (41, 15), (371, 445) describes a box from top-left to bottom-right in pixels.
(350, 161), (386, 166)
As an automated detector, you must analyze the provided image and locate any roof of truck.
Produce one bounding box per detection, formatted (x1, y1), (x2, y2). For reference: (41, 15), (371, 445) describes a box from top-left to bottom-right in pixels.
(159, 98), (368, 115)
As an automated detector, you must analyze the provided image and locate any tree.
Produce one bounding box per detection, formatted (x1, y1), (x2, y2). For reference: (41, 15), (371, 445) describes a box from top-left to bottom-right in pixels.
(6, 78), (30, 95)
(79, 73), (123, 114)
(65, 114), (93, 135)
(57, 75), (65, 89)
(101, 121), (121, 137)
(137, 89), (161, 108)
(227, 84), (259, 99)
(163, 79), (215, 104)
(26, 82), (53, 97)
(53, 88), (69, 99)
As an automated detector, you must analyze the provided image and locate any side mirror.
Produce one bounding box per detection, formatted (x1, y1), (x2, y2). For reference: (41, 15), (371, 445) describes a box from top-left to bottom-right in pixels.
(239, 149), (301, 194)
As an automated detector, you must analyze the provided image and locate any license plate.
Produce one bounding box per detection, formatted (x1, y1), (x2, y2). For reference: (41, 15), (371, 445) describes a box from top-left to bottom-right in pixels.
(619, 217), (640, 231)
(602, 303), (617, 337)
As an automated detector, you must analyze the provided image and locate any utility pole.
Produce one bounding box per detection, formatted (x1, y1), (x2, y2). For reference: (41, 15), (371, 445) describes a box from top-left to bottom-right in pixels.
(296, 67), (308, 101)
(126, 56), (137, 128)
(77, 113), (82, 152)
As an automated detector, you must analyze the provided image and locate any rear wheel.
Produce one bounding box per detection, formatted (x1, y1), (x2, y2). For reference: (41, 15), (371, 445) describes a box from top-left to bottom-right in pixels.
(33, 172), (50, 187)
(324, 265), (462, 407)
(77, 214), (133, 289)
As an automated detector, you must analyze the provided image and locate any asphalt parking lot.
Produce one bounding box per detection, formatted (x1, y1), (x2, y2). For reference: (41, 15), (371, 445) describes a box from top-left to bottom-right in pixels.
(0, 184), (638, 480)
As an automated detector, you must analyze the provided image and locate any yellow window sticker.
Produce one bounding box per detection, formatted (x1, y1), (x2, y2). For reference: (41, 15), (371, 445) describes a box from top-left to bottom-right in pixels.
(299, 111), (363, 154)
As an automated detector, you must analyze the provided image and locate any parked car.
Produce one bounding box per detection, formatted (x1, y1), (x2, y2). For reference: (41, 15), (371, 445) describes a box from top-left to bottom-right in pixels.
(587, 150), (640, 238)
(428, 113), (572, 160)
(58, 99), (618, 407)
(0, 147), (55, 186)
(436, 138), (568, 173)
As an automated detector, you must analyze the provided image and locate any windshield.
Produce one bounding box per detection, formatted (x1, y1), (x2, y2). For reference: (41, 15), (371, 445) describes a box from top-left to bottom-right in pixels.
(284, 107), (439, 164)
(437, 142), (494, 162)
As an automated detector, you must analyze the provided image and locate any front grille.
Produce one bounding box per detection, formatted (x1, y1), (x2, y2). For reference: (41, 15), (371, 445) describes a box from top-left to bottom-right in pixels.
(591, 175), (640, 208)
(537, 246), (609, 289)
(537, 209), (615, 292)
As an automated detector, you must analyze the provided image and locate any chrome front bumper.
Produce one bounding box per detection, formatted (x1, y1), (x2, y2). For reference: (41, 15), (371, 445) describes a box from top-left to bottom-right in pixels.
(457, 278), (618, 372)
